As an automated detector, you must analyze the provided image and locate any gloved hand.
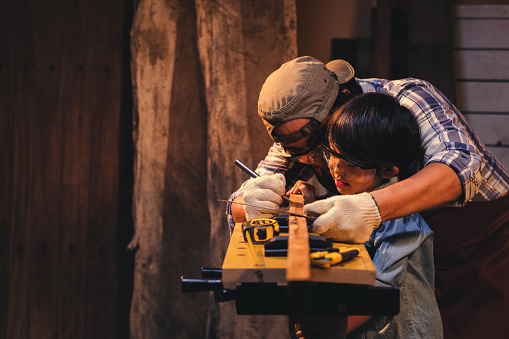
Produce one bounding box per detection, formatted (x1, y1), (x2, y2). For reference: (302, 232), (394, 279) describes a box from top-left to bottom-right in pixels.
(303, 192), (381, 243)
(243, 173), (286, 220)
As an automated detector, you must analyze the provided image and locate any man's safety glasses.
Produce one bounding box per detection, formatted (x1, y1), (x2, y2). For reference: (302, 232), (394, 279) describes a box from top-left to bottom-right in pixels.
(279, 134), (324, 158)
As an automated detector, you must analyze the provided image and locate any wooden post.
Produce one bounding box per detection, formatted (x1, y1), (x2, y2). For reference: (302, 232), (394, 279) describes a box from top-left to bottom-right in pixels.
(130, 0), (297, 337)
(129, 0), (210, 338)
(286, 194), (311, 281)
(195, 0), (297, 338)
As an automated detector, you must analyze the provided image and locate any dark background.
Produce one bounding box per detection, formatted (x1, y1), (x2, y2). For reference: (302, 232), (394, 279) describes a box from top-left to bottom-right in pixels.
(1, 0), (507, 338)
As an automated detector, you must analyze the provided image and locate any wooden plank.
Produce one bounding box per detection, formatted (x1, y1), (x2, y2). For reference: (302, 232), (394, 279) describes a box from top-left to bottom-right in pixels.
(4, 34), (33, 339)
(453, 5), (509, 18)
(0, 0), (13, 333)
(464, 114), (509, 145)
(286, 194), (311, 281)
(83, 1), (125, 338)
(1, 3), (34, 338)
(452, 19), (509, 48)
(25, 3), (65, 337)
(1, 1), (127, 339)
(453, 50), (509, 80)
(455, 82), (509, 112)
(54, 2), (91, 338)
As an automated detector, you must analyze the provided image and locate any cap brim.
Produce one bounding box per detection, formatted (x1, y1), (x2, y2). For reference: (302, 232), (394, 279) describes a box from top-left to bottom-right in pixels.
(325, 59), (355, 84)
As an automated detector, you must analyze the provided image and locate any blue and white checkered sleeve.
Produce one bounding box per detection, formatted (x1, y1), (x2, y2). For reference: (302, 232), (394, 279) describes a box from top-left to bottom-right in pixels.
(386, 79), (485, 204)
(226, 143), (296, 234)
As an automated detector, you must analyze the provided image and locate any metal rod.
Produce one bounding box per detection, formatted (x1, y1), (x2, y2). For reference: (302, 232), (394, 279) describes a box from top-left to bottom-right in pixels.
(234, 159), (291, 202)
(217, 199), (317, 220)
(235, 159), (260, 178)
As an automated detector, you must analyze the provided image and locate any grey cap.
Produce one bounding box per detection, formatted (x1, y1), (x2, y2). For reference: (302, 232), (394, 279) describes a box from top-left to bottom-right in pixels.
(326, 59), (355, 85)
(258, 56), (354, 143)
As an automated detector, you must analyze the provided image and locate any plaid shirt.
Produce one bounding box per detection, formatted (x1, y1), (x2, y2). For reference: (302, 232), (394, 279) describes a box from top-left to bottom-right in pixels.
(227, 77), (509, 230)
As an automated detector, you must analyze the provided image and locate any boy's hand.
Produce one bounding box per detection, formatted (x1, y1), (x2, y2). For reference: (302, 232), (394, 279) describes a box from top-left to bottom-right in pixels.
(243, 173), (286, 220)
(303, 193), (381, 243)
(286, 180), (316, 204)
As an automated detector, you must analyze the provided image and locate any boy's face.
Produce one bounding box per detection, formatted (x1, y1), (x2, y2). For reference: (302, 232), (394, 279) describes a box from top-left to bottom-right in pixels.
(326, 145), (383, 195)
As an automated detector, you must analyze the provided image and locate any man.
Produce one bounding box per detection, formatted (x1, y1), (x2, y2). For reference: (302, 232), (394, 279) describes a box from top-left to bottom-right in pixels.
(228, 56), (362, 229)
(227, 56), (509, 338)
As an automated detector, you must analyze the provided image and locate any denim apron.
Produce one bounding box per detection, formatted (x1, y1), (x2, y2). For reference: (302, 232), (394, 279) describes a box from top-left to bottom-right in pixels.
(422, 194), (509, 339)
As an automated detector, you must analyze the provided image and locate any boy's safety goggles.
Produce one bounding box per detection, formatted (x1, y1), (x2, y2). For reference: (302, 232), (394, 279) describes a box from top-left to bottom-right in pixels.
(321, 143), (379, 182)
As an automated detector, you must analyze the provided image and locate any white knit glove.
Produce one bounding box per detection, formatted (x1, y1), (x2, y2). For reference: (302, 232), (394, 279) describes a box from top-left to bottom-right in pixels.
(243, 173), (286, 220)
(303, 192), (381, 243)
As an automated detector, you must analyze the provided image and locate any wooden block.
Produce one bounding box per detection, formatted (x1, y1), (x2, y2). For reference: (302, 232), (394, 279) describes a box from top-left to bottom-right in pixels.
(286, 194), (311, 281)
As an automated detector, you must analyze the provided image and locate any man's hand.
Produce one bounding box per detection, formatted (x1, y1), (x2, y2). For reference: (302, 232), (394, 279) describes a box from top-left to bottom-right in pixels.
(243, 173), (286, 220)
(304, 193), (381, 243)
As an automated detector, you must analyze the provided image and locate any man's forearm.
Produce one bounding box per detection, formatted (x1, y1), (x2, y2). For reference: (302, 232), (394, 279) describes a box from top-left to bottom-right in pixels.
(371, 163), (462, 222)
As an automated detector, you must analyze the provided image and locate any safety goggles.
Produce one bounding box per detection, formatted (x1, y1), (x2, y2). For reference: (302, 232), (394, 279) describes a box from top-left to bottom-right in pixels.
(321, 143), (379, 182)
(279, 133), (324, 158)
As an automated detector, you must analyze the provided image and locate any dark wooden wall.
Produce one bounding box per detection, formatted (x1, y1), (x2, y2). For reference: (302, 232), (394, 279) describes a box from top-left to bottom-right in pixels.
(0, 0), (462, 338)
(0, 1), (134, 338)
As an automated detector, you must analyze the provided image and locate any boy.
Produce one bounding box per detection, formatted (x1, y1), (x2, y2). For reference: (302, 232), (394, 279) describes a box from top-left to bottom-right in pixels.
(302, 92), (443, 338)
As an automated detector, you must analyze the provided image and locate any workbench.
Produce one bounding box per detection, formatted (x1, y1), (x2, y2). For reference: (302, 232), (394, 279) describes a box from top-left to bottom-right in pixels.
(220, 195), (399, 338)
(182, 195), (399, 338)
(222, 222), (375, 287)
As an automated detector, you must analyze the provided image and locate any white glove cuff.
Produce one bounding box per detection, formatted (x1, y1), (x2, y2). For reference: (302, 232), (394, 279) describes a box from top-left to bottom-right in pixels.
(360, 192), (381, 225)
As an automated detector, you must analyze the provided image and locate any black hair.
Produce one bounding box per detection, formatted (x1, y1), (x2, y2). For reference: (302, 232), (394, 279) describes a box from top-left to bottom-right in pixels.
(330, 79), (363, 113)
(326, 92), (423, 180)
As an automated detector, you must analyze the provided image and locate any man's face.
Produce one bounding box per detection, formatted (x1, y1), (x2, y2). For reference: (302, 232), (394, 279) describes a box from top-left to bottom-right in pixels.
(273, 118), (328, 167)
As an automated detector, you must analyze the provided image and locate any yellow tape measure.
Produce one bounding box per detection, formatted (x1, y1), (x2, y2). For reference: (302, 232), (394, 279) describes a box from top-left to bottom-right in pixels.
(242, 218), (280, 243)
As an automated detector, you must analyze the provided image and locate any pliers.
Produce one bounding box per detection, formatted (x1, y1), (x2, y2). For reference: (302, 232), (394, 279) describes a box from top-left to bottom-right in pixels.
(310, 248), (359, 268)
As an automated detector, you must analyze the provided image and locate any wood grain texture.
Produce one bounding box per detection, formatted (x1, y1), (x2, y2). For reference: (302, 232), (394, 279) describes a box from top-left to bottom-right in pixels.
(195, 0), (297, 338)
(286, 194), (312, 281)
(129, 0), (210, 338)
(0, 1), (128, 339)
